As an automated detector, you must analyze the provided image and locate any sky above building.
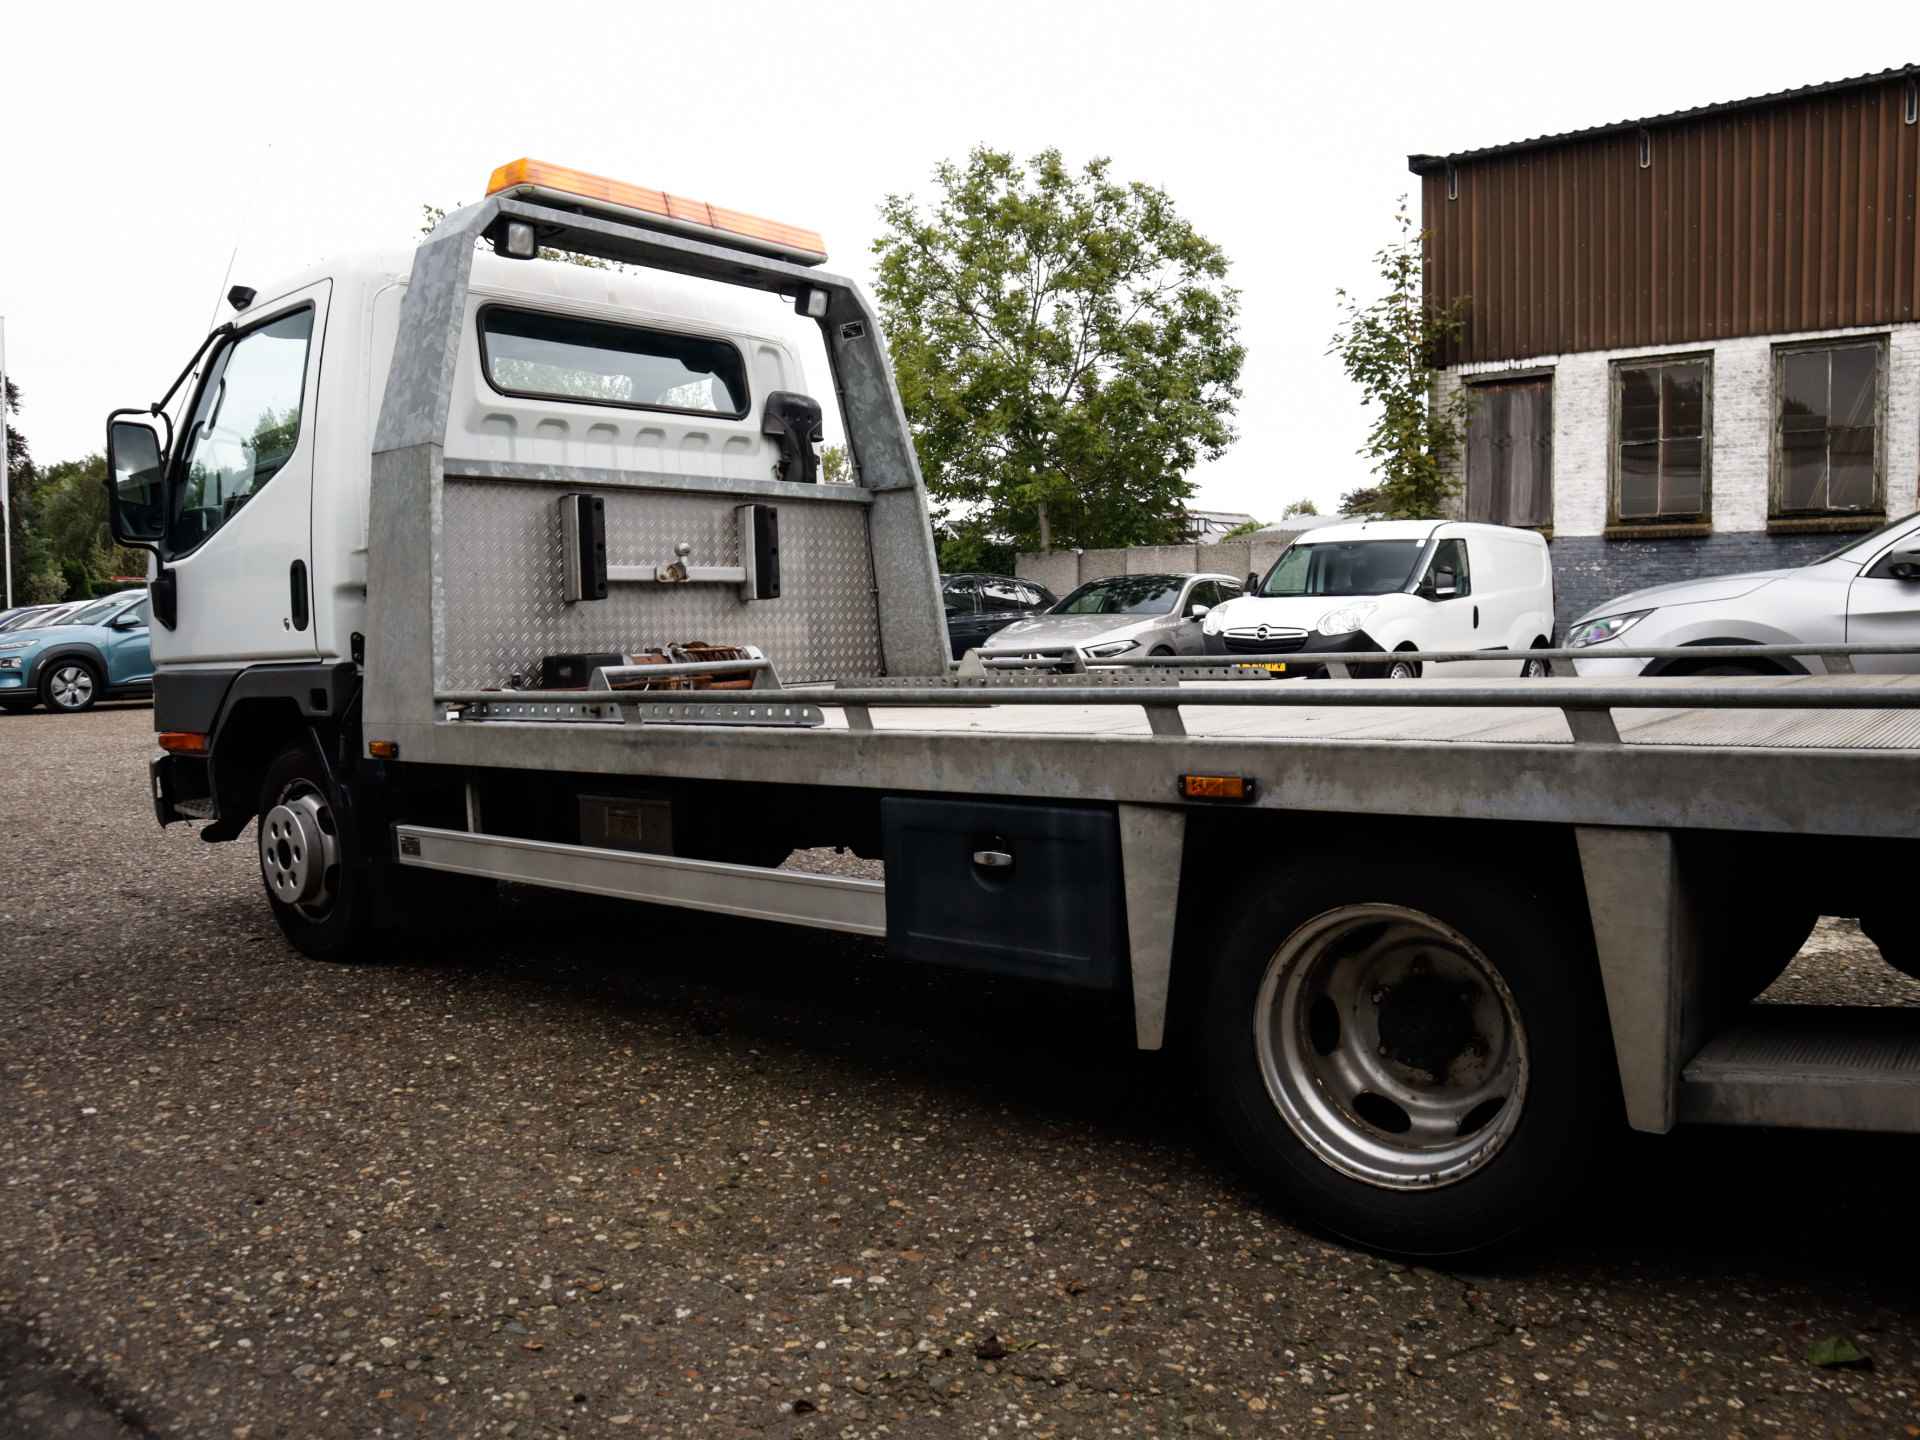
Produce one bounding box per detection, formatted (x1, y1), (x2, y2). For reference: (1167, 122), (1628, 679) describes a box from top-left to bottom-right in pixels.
(0, 1), (1906, 520)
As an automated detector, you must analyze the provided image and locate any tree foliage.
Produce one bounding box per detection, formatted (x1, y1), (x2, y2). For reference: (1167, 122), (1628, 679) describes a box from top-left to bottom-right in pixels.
(1329, 207), (1473, 519)
(873, 148), (1243, 556)
(3, 382), (143, 605)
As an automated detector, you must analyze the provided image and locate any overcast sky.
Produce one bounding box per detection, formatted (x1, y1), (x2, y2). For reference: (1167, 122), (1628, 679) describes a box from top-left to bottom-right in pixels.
(1, 2), (1908, 519)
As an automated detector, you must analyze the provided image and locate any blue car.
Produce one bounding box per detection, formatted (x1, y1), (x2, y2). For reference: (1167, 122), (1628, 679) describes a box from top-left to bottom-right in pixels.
(0, 590), (153, 713)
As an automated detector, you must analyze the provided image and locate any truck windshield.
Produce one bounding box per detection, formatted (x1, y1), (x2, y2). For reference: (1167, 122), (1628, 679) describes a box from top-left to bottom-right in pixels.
(1261, 540), (1425, 597)
(1051, 576), (1185, 616)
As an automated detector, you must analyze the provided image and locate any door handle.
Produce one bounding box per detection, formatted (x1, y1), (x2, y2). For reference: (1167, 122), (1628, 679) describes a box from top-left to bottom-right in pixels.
(972, 848), (1013, 870)
(1472, 605), (1480, 629)
(289, 560), (309, 632)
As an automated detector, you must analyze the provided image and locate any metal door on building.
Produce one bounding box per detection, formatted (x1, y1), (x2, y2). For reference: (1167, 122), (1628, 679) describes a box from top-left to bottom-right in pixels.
(1466, 378), (1552, 529)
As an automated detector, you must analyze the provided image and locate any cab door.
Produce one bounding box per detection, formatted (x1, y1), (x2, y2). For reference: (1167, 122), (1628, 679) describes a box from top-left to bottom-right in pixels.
(150, 283), (329, 668)
(1412, 538), (1482, 674)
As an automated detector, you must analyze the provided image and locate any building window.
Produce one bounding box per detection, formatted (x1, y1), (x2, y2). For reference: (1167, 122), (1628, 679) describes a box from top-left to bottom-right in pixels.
(1772, 338), (1885, 516)
(1464, 376), (1553, 528)
(1611, 356), (1710, 523)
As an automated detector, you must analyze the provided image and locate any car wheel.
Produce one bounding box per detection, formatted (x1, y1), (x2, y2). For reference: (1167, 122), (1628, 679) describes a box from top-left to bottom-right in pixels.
(1149, 645), (1175, 657)
(1521, 656), (1552, 678)
(41, 659), (101, 713)
(257, 743), (374, 961)
(1201, 855), (1607, 1256)
(1688, 663), (1771, 677)
(1387, 657), (1421, 680)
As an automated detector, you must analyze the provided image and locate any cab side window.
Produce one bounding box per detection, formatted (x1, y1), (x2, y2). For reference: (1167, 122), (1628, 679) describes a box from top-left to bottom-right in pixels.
(1423, 539), (1472, 598)
(168, 307), (315, 555)
(1186, 581), (1221, 613)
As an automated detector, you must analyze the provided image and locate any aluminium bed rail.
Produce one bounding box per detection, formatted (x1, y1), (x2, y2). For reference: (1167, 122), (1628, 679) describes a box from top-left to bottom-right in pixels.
(432, 642), (1920, 744)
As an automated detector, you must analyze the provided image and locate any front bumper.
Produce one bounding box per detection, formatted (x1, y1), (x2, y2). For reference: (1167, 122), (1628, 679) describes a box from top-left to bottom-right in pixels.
(1565, 643), (1648, 679)
(1202, 629), (1386, 676)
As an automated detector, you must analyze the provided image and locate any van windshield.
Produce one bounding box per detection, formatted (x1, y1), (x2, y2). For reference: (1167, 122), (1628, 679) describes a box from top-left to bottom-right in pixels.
(1260, 540), (1425, 597)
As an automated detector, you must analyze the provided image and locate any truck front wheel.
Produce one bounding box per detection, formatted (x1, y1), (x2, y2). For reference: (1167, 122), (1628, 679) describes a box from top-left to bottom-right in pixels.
(1202, 857), (1604, 1256)
(256, 744), (373, 961)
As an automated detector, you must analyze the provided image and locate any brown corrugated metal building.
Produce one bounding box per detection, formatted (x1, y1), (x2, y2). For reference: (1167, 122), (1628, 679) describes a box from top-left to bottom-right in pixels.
(1410, 67), (1920, 631)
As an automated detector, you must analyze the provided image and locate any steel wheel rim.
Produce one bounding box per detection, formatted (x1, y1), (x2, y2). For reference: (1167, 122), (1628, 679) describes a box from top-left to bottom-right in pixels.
(1388, 661), (1417, 680)
(50, 665), (94, 708)
(259, 783), (341, 919)
(1523, 657), (1550, 678)
(1254, 903), (1528, 1189)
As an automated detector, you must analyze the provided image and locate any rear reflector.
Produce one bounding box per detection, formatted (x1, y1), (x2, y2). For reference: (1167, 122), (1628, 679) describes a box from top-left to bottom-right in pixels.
(1180, 774), (1256, 802)
(157, 731), (208, 755)
(368, 739), (400, 759)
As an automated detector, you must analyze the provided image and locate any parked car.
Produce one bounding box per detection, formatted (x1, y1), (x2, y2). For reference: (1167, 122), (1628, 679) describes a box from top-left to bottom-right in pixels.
(0, 601), (84, 633)
(0, 589), (153, 713)
(1202, 519), (1556, 677)
(1568, 511), (1920, 677)
(940, 573), (1057, 659)
(979, 573), (1243, 665)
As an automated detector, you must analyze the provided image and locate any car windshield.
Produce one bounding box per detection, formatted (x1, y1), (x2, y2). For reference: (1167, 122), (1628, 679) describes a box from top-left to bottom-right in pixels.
(63, 596), (127, 627)
(1260, 540), (1426, 597)
(1052, 576), (1185, 616)
(0, 609), (50, 632)
(1815, 511), (1919, 565)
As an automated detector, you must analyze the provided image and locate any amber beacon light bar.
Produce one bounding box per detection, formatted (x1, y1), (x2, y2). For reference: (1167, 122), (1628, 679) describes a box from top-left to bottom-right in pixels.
(484, 158), (829, 267)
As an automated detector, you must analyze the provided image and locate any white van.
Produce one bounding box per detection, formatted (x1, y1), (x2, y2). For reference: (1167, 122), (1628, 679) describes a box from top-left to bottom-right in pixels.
(1201, 519), (1555, 677)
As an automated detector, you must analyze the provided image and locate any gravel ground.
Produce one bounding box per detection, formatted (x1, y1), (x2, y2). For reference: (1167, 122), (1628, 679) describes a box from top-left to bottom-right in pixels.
(2, 704), (1917, 1438)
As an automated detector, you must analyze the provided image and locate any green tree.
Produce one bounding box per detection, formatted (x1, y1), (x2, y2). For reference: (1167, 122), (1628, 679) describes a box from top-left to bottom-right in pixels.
(820, 444), (849, 485)
(873, 147), (1243, 554)
(4, 379), (64, 605)
(1330, 206), (1473, 519)
(1218, 518), (1265, 540)
(1282, 497), (1320, 517)
(38, 455), (146, 595)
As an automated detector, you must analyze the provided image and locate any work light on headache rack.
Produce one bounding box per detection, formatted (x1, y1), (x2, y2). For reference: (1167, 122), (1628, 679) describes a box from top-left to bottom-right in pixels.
(479, 158), (830, 273)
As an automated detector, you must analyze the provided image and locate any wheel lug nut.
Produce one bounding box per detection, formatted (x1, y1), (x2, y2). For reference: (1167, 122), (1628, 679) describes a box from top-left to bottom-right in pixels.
(1371, 987), (1388, 1005)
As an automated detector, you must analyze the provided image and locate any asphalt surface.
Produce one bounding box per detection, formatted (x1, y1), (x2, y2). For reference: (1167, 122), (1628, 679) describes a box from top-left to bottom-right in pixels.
(2, 704), (1918, 1438)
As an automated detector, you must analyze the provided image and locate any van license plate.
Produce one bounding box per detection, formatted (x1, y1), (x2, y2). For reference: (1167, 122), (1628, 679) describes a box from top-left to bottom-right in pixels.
(1236, 662), (1287, 674)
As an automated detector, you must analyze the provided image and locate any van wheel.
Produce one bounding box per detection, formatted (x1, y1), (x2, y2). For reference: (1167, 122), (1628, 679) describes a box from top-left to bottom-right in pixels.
(1521, 656), (1552, 678)
(257, 744), (373, 961)
(1386, 657), (1421, 680)
(1201, 856), (1604, 1256)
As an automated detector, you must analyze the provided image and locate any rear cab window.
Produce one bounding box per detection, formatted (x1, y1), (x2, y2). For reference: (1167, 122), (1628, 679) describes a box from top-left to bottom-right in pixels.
(479, 306), (749, 418)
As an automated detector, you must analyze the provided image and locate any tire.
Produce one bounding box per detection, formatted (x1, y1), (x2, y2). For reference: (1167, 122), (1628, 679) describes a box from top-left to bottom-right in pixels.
(1706, 904), (1818, 1003)
(1386, 657), (1421, 680)
(1201, 855), (1605, 1256)
(1521, 655), (1552, 679)
(1687, 663), (1771, 677)
(1149, 646), (1175, 657)
(256, 743), (374, 962)
(40, 658), (102, 713)
(1860, 910), (1920, 981)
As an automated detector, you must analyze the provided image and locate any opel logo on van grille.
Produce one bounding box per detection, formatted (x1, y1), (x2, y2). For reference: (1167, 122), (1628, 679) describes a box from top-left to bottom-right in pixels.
(1257, 625), (1271, 640)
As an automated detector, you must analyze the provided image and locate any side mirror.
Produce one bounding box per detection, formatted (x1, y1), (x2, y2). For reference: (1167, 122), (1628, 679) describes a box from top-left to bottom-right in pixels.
(1189, 603), (1211, 620)
(105, 416), (166, 548)
(1244, 571), (1259, 593)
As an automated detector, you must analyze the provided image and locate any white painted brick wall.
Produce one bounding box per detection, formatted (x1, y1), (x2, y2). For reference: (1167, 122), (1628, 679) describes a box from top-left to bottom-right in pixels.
(1436, 322), (1920, 536)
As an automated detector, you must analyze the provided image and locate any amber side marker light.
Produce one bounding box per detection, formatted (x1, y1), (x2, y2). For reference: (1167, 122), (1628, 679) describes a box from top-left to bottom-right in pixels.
(368, 740), (400, 760)
(1179, 774), (1255, 802)
(484, 158), (829, 267)
(157, 731), (209, 755)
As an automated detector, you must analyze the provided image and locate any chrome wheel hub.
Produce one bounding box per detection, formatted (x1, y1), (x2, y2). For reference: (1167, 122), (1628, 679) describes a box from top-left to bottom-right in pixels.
(49, 665), (94, 708)
(1255, 904), (1528, 1189)
(260, 787), (340, 917)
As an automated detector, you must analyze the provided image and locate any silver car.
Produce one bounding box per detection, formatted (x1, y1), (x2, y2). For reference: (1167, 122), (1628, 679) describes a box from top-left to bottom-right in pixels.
(1568, 511), (1920, 677)
(977, 573), (1243, 665)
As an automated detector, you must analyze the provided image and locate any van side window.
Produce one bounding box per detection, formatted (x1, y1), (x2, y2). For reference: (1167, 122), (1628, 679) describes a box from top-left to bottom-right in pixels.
(480, 306), (750, 418)
(169, 307), (315, 556)
(1423, 539), (1471, 598)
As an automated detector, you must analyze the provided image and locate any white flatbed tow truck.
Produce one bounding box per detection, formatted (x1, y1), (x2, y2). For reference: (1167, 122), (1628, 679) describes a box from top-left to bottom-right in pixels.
(104, 159), (1920, 1255)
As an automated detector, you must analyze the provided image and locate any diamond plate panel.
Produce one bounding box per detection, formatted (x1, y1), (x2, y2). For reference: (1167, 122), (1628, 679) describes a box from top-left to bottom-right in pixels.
(439, 480), (883, 690)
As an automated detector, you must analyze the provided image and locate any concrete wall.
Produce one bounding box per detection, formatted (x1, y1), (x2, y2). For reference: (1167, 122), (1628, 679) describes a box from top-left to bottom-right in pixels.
(1436, 320), (1920, 632)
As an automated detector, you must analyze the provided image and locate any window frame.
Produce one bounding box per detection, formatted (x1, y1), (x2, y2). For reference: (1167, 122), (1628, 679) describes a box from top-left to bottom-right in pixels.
(476, 303), (753, 422)
(1768, 335), (1889, 522)
(1607, 352), (1714, 529)
(163, 301), (318, 561)
(941, 578), (980, 616)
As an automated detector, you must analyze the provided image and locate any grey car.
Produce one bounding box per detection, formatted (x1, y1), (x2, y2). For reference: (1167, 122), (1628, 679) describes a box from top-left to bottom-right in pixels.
(977, 573), (1242, 665)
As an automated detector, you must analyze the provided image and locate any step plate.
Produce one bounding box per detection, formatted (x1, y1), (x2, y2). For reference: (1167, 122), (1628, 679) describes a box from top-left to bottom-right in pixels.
(1680, 1005), (1920, 1132)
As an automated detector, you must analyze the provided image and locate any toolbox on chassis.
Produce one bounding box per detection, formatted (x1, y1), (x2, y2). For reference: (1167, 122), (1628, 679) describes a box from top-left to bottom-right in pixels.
(106, 159), (1920, 1256)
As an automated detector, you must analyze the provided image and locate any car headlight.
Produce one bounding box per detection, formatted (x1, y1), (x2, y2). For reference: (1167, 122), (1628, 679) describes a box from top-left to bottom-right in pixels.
(1565, 609), (1653, 649)
(1084, 639), (1139, 659)
(1316, 602), (1377, 637)
(0, 657), (18, 670)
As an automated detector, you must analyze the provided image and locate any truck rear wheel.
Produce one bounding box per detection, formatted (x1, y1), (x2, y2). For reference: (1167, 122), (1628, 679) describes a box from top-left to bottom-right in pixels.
(257, 743), (373, 961)
(1201, 856), (1603, 1256)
